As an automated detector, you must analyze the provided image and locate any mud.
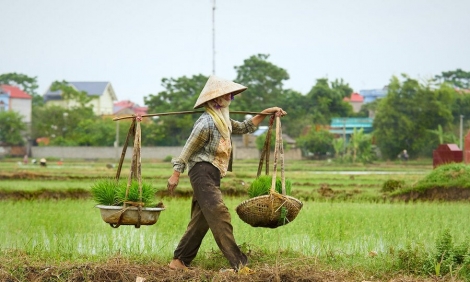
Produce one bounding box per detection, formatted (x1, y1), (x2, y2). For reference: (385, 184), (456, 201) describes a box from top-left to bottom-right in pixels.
(0, 256), (451, 282)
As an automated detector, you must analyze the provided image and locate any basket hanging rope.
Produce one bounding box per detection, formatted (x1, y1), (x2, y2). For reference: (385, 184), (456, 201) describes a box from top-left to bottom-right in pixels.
(236, 114), (303, 228)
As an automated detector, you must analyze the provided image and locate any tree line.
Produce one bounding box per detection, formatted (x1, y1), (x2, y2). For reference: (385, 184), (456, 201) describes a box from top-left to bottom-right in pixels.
(1, 54), (470, 161)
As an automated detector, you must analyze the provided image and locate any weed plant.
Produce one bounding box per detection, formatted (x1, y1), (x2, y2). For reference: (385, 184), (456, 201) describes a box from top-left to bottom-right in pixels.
(397, 229), (470, 280)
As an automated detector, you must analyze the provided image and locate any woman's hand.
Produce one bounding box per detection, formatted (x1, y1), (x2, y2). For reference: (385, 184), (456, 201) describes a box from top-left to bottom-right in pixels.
(167, 171), (180, 196)
(260, 107), (287, 117)
(252, 107), (287, 126)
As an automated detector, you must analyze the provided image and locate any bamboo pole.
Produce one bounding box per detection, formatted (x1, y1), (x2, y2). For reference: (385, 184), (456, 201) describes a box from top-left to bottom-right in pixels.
(112, 110), (270, 121)
(115, 119), (135, 180)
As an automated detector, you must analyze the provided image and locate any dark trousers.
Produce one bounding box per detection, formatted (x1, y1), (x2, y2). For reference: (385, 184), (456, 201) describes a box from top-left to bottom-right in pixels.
(173, 162), (248, 269)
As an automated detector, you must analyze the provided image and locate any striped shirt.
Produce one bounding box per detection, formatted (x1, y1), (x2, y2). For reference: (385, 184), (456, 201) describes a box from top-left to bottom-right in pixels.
(172, 112), (257, 177)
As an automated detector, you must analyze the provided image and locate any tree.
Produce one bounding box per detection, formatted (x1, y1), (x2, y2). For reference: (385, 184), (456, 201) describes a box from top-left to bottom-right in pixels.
(373, 75), (454, 159)
(304, 78), (353, 125)
(50, 80), (93, 108)
(276, 89), (310, 138)
(355, 99), (379, 118)
(331, 78), (353, 99)
(435, 69), (470, 89)
(0, 111), (27, 145)
(233, 54), (290, 112)
(332, 138), (345, 158)
(0, 72), (43, 107)
(296, 128), (334, 157)
(144, 74), (208, 145)
(70, 118), (116, 146)
(427, 124), (458, 145)
(31, 105), (95, 145)
(233, 54), (313, 137)
(347, 127), (373, 163)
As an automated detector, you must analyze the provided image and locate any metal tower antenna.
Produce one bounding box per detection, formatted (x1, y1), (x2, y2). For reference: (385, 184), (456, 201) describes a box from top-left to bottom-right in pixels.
(212, 0), (216, 75)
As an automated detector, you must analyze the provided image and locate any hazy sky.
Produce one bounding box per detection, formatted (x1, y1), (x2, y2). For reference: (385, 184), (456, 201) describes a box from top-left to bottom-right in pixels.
(2, 0), (469, 106)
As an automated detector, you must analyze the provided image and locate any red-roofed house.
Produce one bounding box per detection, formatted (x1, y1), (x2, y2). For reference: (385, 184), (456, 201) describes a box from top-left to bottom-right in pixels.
(0, 85), (32, 123)
(343, 92), (364, 113)
(113, 100), (148, 116)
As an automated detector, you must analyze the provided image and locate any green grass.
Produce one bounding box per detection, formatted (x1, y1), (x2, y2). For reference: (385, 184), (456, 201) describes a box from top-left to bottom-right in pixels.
(2, 158), (470, 279)
(413, 162), (470, 189)
(1, 199), (469, 264)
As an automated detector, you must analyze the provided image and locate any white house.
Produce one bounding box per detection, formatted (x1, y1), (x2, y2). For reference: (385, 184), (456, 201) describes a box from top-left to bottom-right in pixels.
(43, 81), (117, 115)
(0, 84), (32, 123)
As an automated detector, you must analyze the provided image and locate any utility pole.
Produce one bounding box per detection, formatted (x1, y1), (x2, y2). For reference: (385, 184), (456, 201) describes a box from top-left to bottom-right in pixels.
(460, 115), (464, 149)
(342, 118), (346, 154)
(212, 0), (216, 75)
(115, 121), (119, 161)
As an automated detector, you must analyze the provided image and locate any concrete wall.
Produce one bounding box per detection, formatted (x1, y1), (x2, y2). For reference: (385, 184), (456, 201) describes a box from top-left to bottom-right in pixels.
(31, 146), (302, 160)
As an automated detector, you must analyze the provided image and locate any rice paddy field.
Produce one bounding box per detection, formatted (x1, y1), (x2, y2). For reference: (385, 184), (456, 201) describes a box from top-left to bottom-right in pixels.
(1, 157), (469, 281)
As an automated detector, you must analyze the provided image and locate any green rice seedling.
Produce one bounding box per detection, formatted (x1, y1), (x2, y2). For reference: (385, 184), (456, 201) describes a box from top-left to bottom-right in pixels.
(275, 178), (292, 195)
(90, 178), (118, 206)
(248, 175), (292, 198)
(248, 175), (272, 198)
(116, 180), (157, 207)
(279, 206), (288, 225)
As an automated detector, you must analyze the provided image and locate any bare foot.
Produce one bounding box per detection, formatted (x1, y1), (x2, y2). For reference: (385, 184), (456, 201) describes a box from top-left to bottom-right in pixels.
(168, 259), (187, 270)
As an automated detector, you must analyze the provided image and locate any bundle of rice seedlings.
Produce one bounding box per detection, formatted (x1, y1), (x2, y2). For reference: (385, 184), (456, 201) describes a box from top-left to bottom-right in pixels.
(275, 178), (292, 196)
(91, 178), (119, 206)
(248, 175), (271, 198)
(248, 175), (292, 198)
(91, 179), (157, 206)
(116, 180), (157, 206)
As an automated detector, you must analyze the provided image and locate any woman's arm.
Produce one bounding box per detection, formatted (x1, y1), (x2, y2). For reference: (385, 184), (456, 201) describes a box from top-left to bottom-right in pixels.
(251, 107), (287, 126)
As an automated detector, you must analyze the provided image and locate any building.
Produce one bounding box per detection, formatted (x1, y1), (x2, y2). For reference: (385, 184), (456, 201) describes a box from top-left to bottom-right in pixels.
(359, 87), (388, 103)
(43, 81), (117, 115)
(343, 92), (364, 113)
(113, 100), (148, 116)
(329, 117), (374, 138)
(0, 84), (32, 123)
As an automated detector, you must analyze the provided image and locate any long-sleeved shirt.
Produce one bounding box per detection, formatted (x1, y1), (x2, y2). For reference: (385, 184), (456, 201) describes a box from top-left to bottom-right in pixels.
(172, 112), (257, 177)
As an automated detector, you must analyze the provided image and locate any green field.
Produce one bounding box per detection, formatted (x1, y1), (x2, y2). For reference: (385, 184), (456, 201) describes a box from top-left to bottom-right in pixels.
(1, 158), (469, 281)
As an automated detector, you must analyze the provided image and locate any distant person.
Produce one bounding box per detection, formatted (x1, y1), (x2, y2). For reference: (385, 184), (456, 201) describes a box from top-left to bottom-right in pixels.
(23, 155), (28, 165)
(400, 150), (409, 161)
(40, 158), (47, 167)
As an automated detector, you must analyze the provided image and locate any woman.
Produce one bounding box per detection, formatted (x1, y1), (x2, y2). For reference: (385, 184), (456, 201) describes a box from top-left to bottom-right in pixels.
(167, 75), (286, 272)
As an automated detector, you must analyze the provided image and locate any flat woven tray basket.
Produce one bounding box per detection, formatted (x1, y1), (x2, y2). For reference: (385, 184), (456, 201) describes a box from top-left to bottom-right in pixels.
(236, 115), (303, 228)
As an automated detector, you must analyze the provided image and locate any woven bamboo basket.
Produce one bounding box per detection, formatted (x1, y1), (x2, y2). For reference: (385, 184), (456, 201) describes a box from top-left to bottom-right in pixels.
(236, 192), (302, 228)
(236, 115), (303, 228)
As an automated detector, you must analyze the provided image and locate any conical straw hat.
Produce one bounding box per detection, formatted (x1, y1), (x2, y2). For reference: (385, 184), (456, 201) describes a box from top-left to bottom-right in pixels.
(193, 75), (247, 109)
